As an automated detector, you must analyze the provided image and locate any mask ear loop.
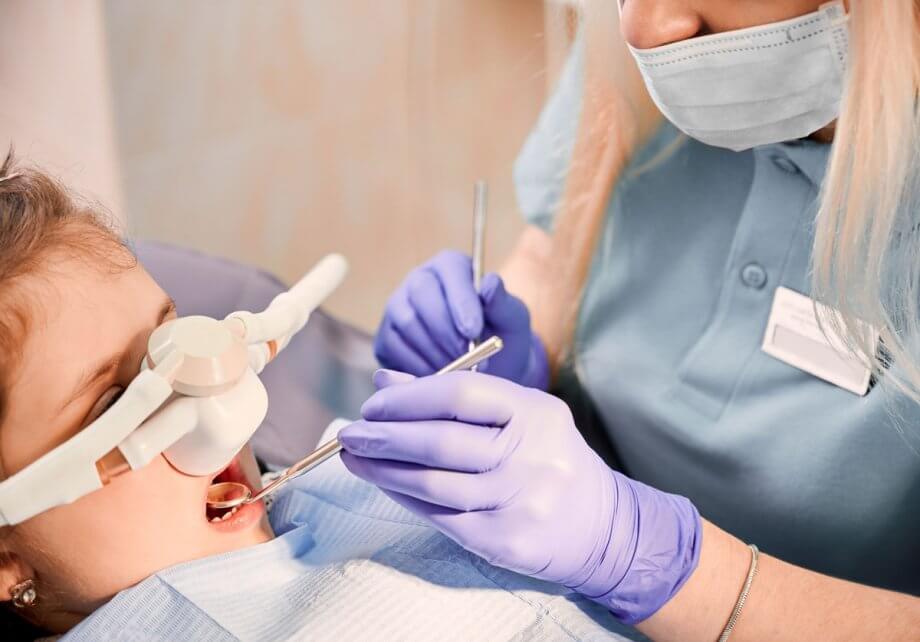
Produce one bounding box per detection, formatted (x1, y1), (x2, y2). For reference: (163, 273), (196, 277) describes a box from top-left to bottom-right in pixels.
(0, 172), (22, 185)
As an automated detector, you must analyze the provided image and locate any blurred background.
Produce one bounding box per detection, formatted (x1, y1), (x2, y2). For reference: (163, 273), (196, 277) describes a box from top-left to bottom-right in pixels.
(0, 0), (575, 331)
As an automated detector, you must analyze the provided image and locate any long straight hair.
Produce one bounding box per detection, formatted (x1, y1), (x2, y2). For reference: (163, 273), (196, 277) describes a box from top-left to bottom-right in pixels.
(544, 0), (920, 410)
(536, 0), (658, 369)
(812, 0), (920, 404)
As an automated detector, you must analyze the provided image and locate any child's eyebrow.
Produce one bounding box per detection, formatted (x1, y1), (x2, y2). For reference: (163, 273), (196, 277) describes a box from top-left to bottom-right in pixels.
(61, 297), (176, 412)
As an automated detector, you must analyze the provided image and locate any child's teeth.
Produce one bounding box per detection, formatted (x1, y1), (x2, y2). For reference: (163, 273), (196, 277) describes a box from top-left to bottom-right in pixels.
(208, 504), (242, 524)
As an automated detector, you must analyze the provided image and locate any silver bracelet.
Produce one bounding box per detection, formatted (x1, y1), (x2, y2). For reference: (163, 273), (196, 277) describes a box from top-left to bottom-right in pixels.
(718, 544), (759, 642)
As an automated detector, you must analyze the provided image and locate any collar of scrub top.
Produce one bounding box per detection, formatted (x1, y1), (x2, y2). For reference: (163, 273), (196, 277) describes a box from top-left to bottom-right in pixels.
(770, 138), (830, 187)
(0, 254), (349, 527)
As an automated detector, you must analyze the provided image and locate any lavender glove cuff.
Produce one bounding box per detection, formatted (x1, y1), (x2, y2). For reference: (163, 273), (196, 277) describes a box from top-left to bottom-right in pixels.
(573, 470), (703, 625)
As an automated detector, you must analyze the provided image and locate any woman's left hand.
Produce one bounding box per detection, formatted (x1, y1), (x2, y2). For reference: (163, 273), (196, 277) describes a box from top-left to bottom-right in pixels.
(339, 370), (702, 624)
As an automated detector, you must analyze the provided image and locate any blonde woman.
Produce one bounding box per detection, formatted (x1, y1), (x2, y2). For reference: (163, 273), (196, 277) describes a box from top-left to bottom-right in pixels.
(350, 0), (920, 638)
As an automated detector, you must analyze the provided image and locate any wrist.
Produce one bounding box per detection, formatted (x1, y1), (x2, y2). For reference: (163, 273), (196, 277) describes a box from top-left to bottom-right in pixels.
(574, 470), (703, 625)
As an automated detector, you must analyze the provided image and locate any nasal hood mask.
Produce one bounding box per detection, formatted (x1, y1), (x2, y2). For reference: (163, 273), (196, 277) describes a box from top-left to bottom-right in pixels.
(0, 254), (349, 526)
(627, 1), (850, 151)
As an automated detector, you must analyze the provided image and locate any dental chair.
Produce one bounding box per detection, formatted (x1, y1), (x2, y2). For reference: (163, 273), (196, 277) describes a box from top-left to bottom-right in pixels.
(136, 241), (378, 469)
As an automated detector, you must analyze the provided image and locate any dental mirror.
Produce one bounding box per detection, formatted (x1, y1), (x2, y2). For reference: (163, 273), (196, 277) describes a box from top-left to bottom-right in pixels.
(206, 335), (504, 511)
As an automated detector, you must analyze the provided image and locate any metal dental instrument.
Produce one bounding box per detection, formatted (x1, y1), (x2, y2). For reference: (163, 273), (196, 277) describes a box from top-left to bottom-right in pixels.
(470, 180), (488, 370)
(206, 335), (505, 511)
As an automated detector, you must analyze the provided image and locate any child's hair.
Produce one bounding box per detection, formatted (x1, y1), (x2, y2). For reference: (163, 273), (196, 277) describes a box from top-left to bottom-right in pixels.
(0, 149), (134, 432)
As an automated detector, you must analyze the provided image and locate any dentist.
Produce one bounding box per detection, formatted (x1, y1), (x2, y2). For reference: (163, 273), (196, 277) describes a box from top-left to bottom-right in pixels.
(341, 1), (920, 638)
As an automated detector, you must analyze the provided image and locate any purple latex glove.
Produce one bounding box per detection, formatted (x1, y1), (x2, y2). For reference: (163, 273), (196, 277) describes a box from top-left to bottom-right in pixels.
(374, 250), (548, 389)
(339, 371), (702, 625)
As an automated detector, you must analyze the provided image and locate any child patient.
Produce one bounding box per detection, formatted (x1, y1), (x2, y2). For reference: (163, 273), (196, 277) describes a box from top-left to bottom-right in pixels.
(0, 154), (627, 641)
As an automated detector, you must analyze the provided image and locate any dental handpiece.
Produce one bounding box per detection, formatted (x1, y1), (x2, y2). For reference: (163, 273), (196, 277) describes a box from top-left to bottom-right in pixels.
(470, 180), (488, 370)
(206, 336), (504, 511)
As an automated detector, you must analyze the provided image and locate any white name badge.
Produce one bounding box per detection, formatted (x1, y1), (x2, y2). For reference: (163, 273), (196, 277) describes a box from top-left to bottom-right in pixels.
(761, 287), (878, 396)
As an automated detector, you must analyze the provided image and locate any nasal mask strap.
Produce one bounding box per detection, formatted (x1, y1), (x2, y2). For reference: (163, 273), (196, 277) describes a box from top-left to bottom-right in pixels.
(0, 254), (348, 526)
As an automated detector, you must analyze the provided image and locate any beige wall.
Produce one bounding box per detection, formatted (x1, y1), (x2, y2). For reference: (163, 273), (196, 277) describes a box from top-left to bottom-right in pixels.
(104, 0), (550, 331)
(0, 0), (123, 217)
(1, 1), (563, 332)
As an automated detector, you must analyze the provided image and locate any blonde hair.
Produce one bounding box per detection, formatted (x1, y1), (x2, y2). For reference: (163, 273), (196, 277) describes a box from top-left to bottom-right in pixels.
(813, 0), (920, 403)
(536, 0), (658, 368)
(542, 0), (920, 409)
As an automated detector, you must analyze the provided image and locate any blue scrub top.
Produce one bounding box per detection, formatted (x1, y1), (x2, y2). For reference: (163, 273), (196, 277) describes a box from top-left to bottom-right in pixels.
(514, 43), (920, 594)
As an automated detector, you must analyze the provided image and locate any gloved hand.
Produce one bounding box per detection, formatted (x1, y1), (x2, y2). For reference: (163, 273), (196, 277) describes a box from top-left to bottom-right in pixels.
(374, 250), (549, 389)
(339, 370), (702, 625)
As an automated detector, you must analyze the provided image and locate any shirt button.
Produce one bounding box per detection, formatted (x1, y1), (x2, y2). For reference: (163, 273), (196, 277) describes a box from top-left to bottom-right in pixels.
(771, 154), (800, 174)
(740, 263), (768, 290)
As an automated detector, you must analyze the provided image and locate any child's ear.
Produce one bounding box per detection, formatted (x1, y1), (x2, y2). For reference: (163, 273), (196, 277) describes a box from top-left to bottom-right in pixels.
(0, 550), (35, 603)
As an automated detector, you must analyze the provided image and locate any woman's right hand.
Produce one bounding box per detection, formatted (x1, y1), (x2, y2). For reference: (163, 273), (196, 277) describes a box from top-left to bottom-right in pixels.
(374, 250), (549, 389)
(340, 370), (702, 625)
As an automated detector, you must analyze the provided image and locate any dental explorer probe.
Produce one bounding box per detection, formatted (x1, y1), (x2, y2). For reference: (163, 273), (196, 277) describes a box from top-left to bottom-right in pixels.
(469, 180), (488, 370)
(206, 335), (505, 511)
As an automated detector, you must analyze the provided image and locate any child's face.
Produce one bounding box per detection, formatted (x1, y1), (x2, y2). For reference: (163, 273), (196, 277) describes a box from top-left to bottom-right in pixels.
(0, 254), (272, 628)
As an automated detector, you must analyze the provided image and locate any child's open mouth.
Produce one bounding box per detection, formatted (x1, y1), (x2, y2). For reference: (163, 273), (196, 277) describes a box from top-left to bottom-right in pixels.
(205, 456), (264, 530)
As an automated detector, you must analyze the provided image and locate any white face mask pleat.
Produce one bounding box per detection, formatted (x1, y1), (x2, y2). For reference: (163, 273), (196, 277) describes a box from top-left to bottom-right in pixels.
(628, 1), (850, 151)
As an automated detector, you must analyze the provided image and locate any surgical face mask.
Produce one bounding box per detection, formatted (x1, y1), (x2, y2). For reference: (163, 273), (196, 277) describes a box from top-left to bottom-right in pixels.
(0, 254), (348, 526)
(627, 1), (850, 151)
